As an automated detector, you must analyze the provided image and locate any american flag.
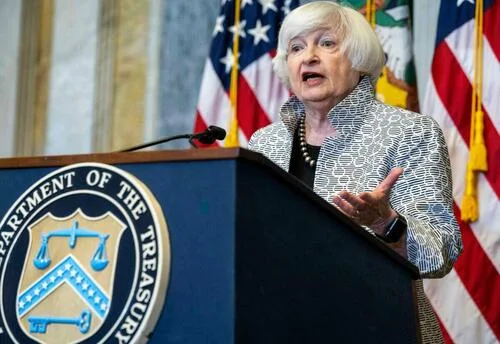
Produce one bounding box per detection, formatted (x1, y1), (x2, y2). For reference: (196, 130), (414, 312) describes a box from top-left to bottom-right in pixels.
(422, 0), (500, 343)
(194, 0), (299, 147)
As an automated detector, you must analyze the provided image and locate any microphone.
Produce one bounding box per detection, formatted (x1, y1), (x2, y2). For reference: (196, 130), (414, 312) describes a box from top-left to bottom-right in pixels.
(119, 126), (226, 152)
(194, 125), (227, 144)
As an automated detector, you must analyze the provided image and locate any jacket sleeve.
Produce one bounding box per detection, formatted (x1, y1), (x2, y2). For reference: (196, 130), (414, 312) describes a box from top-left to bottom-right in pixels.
(247, 129), (262, 151)
(391, 115), (462, 278)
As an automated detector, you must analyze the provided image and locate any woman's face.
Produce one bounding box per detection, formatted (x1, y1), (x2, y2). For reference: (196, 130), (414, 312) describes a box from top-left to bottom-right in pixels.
(286, 28), (360, 111)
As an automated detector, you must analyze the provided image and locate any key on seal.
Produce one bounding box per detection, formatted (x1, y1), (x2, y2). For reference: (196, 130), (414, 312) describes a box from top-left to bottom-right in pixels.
(28, 309), (92, 334)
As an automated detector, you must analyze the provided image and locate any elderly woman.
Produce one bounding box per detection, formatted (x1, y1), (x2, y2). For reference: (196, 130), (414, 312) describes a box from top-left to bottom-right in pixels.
(248, 1), (462, 343)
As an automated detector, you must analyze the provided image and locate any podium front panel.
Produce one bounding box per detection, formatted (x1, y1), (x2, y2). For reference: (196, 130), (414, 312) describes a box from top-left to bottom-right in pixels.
(0, 150), (419, 344)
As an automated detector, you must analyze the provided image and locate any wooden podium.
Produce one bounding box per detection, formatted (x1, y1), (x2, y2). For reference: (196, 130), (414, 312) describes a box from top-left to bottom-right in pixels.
(0, 148), (420, 344)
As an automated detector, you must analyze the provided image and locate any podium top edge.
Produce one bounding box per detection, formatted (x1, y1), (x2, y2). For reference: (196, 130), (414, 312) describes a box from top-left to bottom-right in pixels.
(0, 148), (254, 169)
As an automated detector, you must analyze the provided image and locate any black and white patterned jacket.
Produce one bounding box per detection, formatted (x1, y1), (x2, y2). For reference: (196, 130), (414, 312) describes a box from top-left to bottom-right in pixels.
(248, 77), (462, 343)
(248, 77), (462, 278)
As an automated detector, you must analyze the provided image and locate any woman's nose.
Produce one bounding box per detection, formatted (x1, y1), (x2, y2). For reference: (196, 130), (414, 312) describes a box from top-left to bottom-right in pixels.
(303, 45), (319, 64)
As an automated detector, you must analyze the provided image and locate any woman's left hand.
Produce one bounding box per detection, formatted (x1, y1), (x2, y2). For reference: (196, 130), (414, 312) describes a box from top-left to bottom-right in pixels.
(331, 167), (403, 236)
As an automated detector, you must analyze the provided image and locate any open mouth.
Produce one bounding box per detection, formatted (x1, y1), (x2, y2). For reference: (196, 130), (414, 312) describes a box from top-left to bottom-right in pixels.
(302, 72), (323, 81)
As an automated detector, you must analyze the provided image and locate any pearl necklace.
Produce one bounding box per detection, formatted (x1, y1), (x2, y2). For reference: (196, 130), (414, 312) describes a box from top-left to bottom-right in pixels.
(298, 116), (316, 167)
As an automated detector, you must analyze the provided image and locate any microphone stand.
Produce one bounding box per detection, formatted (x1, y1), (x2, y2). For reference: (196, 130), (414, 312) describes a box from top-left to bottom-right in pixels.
(119, 134), (196, 152)
(118, 125), (226, 152)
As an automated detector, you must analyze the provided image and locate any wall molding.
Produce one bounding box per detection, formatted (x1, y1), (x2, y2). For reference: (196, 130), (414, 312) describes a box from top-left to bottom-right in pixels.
(15, 0), (53, 156)
(92, 0), (118, 152)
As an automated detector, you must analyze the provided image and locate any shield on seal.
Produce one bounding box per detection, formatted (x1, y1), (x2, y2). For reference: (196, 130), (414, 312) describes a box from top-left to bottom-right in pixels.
(16, 209), (126, 344)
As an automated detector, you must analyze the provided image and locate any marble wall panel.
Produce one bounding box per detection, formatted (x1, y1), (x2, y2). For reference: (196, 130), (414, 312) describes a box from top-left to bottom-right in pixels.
(110, 0), (149, 151)
(413, 0), (440, 106)
(45, 0), (99, 155)
(144, 0), (163, 143)
(158, 0), (220, 149)
(0, 1), (22, 157)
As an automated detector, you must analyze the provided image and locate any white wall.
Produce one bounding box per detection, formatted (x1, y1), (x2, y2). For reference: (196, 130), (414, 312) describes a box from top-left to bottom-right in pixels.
(0, 1), (22, 157)
(45, 0), (99, 155)
(413, 0), (441, 110)
(144, 0), (164, 143)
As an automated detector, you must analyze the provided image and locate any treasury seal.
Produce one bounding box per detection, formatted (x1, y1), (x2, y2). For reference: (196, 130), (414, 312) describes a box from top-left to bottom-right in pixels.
(0, 163), (170, 344)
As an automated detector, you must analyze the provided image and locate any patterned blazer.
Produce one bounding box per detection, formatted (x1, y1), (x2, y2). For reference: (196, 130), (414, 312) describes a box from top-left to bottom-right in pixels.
(248, 77), (463, 343)
(248, 77), (462, 278)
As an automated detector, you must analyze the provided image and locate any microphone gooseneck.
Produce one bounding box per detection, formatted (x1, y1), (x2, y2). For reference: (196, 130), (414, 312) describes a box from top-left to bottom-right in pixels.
(119, 126), (227, 152)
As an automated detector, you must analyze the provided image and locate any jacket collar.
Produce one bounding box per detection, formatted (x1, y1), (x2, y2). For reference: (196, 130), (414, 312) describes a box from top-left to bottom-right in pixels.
(279, 76), (375, 137)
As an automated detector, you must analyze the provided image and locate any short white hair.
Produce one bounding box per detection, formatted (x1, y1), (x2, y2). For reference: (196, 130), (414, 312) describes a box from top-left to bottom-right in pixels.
(273, 1), (385, 87)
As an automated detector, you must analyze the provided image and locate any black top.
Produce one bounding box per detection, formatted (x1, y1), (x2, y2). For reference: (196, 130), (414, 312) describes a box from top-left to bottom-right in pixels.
(289, 127), (320, 189)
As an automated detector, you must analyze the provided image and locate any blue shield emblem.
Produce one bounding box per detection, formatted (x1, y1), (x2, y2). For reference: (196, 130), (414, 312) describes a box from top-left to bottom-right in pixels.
(16, 210), (126, 343)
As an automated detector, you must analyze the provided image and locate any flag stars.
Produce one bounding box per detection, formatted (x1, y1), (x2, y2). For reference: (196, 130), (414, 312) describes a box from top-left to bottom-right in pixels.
(34, 288), (41, 296)
(213, 15), (225, 37)
(42, 282), (48, 289)
(94, 296), (101, 304)
(82, 282), (89, 291)
(229, 20), (247, 38)
(248, 20), (271, 45)
(19, 300), (25, 309)
(100, 303), (107, 311)
(76, 275), (83, 284)
(259, 0), (278, 14)
(70, 269), (77, 278)
(282, 0), (293, 15)
(25, 294), (32, 303)
(88, 289), (95, 297)
(57, 269), (64, 277)
(457, 0), (474, 5)
(64, 263), (72, 271)
(241, 0), (253, 9)
(220, 47), (241, 73)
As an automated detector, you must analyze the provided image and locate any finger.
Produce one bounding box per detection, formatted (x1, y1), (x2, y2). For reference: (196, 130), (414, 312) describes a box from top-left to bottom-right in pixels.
(332, 194), (359, 217)
(338, 191), (368, 211)
(358, 191), (377, 205)
(333, 194), (383, 226)
(376, 167), (404, 193)
(358, 190), (394, 221)
(337, 190), (357, 204)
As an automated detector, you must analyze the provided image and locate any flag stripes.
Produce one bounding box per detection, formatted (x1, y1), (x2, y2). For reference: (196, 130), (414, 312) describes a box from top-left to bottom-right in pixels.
(236, 73), (272, 140)
(196, 61), (232, 130)
(241, 52), (289, 123)
(432, 42), (500, 197)
(194, 0), (299, 147)
(483, 0), (500, 57)
(437, 318), (454, 344)
(427, 62), (500, 269)
(423, 1), (500, 343)
(453, 205), (500, 339)
(427, 269), (498, 344)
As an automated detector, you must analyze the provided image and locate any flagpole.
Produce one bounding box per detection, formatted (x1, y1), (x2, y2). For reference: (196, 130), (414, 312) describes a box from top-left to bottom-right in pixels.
(365, 0), (376, 28)
(462, 0), (487, 222)
(226, 0), (241, 147)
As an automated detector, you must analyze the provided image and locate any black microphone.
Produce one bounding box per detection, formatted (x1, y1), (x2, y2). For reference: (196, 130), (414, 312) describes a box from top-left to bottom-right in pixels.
(119, 126), (226, 152)
(193, 125), (227, 144)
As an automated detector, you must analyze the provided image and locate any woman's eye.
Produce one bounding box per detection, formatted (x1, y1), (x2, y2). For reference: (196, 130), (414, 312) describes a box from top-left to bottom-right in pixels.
(288, 44), (303, 53)
(320, 39), (335, 47)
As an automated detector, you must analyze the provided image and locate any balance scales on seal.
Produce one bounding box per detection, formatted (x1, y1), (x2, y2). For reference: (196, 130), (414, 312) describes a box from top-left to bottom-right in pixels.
(26, 222), (108, 335)
(0, 148), (421, 344)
